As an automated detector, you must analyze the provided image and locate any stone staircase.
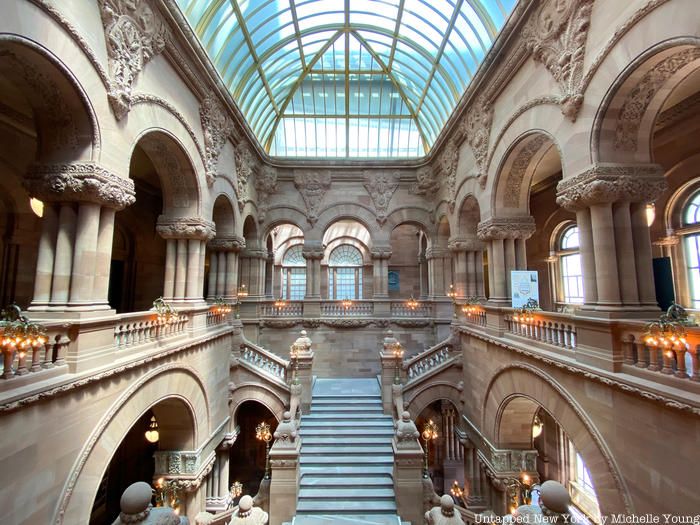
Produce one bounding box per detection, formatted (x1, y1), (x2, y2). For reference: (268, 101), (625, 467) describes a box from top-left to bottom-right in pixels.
(289, 378), (409, 525)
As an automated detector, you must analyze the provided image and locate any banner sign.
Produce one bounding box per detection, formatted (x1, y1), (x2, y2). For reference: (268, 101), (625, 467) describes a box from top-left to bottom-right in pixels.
(511, 271), (539, 308)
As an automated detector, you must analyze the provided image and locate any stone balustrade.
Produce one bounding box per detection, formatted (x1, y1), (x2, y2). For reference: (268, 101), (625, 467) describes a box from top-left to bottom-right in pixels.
(206, 309), (230, 327)
(0, 322), (70, 380)
(114, 311), (190, 349)
(260, 302), (303, 317)
(504, 311), (577, 349)
(390, 301), (434, 318)
(320, 300), (374, 316)
(239, 341), (289, 382)
(404, 340), (457, 382)
(620, 326), (700, 382)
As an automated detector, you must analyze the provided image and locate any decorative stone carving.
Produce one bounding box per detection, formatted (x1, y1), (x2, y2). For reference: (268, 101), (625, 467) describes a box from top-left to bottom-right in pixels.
(111, 481), (185, 524)
(410, 166), (440, 196)
(425, 495), (465, 525)
(392, 319), (433, 328)
(195, 512), (214, 525)
(272, 411), (298, 446)
(156, 216), (216, 241)
(255, 165), (278, 222)
(321, 319), (373, 328)
(26, 162), (136, 210)
(200, 92), (234, 187)
(447, 238), (484, 252)
(98, 0), (167, 119)
(294, 170), (332, 226)
(615, 47), (700, 150)
(259, 319), (299, 329)
(476, 217), (536, 241)
(523, 0), (594, 121)
(301, 246), (325, 260)
(363, 171), (399, 225)
(229, 495), (268, 525)
(209, 236), (246, 252)
(436, 141), (460, 212)
(394, 411), (420, 449)
(235, 143), (257, 212)
(461, 95), (494, 188)
(290, 330), (312, 355)
(555, 164), (667, 210)
(370, 247), (392, 260)
(503, 135), (550, 208)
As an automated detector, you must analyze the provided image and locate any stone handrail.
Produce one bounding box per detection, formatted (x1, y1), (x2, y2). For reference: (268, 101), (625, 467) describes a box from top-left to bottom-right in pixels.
(321, 300), (374, 316)
(404, 339), (457, 382)
(0, 321), (71, 380)
(114, 310), (190, 349)
(261, 301), (303, 317)
(208, 508), (234, 525)
(504, 309), (577, 349)
(239, 340), (289, 382)
(391, 301), (434, 317)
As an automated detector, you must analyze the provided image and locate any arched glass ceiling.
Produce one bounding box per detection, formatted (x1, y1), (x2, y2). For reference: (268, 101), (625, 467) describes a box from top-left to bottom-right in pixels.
(176, 0), (517, 158)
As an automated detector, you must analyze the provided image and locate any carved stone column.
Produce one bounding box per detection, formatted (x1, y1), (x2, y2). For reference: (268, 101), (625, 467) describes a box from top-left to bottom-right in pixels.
(418, 254), (429, 299)
(156, 217), (215, 304)
(449, 238), (485, 299)
(302, 244), (324, 300)
(240, 248), (267, 297)
(477, 217), (535, 305)
(371, 247), (392, 299)
(208, 236), (245, 300)
(26, 163), (135, 312)
(426, 247), (451, 298)
(556, 164), (667, 314)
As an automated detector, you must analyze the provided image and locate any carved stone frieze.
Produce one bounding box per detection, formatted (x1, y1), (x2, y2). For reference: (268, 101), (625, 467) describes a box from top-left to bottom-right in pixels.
(321, 319), (373, 328)
(555, 164), (667, 210)
(410, 165), (440, 197)
(200, 92), (234, 187)
(393, 319), (433, 328)
(523, 0), (594, 121)
(476, 216), (536, 241)
(503, 135), (550, 208)
(460, 95), (494, 188)
(98, 0), (167, 119)
(209, 235), (245, 252)
(436, 141), (460, 212)
(260, 319), (300, 329)
(156, 216), (216, 241)
(302, 319), (321, 329)
(294, 170), (332, 226)
(255, 165), (278, 222)
(234, 142), (257, 212)
(363, 171), (399, 225)
(615, 47), (700, 150)
(26, 162), (136, 210)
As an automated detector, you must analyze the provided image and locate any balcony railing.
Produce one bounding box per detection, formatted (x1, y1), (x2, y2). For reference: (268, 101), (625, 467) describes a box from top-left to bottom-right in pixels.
(261, 302), (303, 317)
(114, 311), (190, 349)
(321, 301), (374, 316)
(239, 340), (289, 383)
(404, 339), (457, 382)
(504, 311), (577, 349)
(620, 326), (699, 382)
(390, 301), (434, 318)
(0, 322), (70, 380)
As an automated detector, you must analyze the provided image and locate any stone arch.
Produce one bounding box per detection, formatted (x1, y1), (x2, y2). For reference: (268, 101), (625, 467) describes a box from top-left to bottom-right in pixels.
(131, 129), (203, 217)
(593, 37), (700, 165)
(242, 214), (260, 248)
(315, 203), (377, 240)
(491, 131), (560, 214)
(261, 206), (309, 236)
(56, 364), (210, 525)
(404, 381), (463, 420)
(663, 157), (700, 232)
(212, 194), (236, 237)
(0, 34), (98, 163)
(483, 363), (632, 515)
(384, 207), (434, 237)
(322, 218), (374, 250)
(456, 194), (481, 239)
(435, 215), (451, 248)
(229, 383), (286, 431)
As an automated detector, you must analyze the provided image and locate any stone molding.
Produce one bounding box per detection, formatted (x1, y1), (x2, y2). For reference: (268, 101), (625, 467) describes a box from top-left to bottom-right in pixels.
(156, 216), (216, 240)
(555, 164), (667, 210)
(209, 236), (245, 252)
(522, 0), (594, 121)
(476, 216), (536, 241)
(301, 247), (325, 260)
(200, 92), (234, 187)
(26, 162), (135, 210)
(294, 170), (332, 226)
(98, 0), (167, 120)
(652, 235), (680, 247)
(503, 134), (550, 208)
(447, 238), (485, 252)
(363, 170), (399, 225)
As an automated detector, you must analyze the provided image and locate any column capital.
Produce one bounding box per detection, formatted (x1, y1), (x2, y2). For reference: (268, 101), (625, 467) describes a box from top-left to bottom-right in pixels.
(371, 247), (392, 260)
(241, 248), (268, 259)
(476, 216), (535, 241)
(448, 237), (485, 252)
(653, 235), (680, 247)
(425, 247), (450, 259)
(26, 162), (135, 210)
(301, 246), (324, 260)
(209, 235), (245, 252)
(156, 216), (216, 241)
(556, 163), (667, 210)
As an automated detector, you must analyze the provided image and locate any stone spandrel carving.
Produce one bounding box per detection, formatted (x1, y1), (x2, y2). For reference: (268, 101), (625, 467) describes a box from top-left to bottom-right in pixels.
(523, 0), (594, 121)
(461, 96), (494, 189)
(200, 92), (234, 187)
(555, 164), (667, 210)
(363, 171), (399, 226)
(410, 165), (440, 196)
(98, 0), (167, 120)
(156, 216), (216, 240)
(235, 143), (258, 212)
(255, 165), (278, 222)
(476, 216), (536, 241)
(26, 162), (136, 210)
(437, 141), (460, 212)
(294, 170), (332, 226)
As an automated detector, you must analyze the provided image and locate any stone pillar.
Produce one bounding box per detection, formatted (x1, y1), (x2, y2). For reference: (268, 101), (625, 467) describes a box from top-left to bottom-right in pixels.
(426, 247), (450, 298)
(449, 239), (468, 299)
(26, 162), (136, 313)
(477, 217), (536, 305)
(269, 413), (301, 525)
(449, 238), (485, 300)
(371, 247), (392, 299)
(208, 236), (245, 300)
(556, 164), (667, 315)
(418, 254), (429, 299)
(239, 248), (267, 297)
(163, 239), (177, 301)
(302, 244), (324, 300)
(393, 436), (424, 525)
(156, 217), (216, 304)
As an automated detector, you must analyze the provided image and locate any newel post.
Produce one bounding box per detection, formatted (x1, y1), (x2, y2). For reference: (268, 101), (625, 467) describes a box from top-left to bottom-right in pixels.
(268, 411), (300, 525)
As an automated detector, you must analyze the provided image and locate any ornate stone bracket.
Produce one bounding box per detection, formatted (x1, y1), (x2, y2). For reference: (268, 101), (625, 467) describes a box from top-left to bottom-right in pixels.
(26, 162), (135, 210)
(255, 165), (278, 222)
(555, 164), (667, 210)
(200, 92), (234, 187)
(523, 0), (595, 121)
(156, 216), (216, 240)
(294, 170), (332, 226)
(476, 216), (536, 241)
(98, 0), (167, 120)
(364, 170), (399, 226)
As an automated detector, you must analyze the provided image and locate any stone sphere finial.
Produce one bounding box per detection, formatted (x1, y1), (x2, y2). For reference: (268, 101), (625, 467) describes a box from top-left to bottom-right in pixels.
(540, 480), (570, 514)
(300, 329), (307, 336)
(239, 495), (253, 513)
(120, 481), (152, 515)
(401, 411), (411, 421)
(440, 494), (455, 516)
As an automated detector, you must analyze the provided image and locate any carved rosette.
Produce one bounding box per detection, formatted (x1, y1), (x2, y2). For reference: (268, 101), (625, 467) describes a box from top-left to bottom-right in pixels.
(156, 216), (216, 241)
(410, 165), (440, 196)
(476, 216), (536, 241)
(98, 0), (167, 119)
(26, 162), (136, 210)
(363, 170), (399, 225)
(209, 235), (245, 252)
(555, 164), (667, 210)
(294, 170), (332, 226)
(523, 0), (594, 121)
(235, 143), (258, 212)
(200, 92), (234, 187)
(460, 95), (493, 188)
(255, 165), (278, 222)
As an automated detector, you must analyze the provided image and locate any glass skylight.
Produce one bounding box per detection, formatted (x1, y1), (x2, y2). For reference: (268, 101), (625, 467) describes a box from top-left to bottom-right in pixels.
(176, 0), (517, 158)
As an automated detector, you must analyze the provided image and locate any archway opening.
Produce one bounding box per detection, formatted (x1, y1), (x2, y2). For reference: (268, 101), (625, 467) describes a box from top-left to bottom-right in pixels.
(268, 223), (305, 300)
(322, 219), (372, 299)
(389, 223), (426, 299)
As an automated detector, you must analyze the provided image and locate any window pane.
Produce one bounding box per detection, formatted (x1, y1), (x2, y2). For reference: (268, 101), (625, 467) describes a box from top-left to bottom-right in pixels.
(561, 253), (584, 304)
(686, 234), (700, 308)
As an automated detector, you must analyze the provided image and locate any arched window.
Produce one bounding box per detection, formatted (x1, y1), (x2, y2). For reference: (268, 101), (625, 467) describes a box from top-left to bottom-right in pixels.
(281, 245), (306, 300)
(558, 225), (584, 304)
(683, 191), (700, 307)
(328, 245), (363, 300)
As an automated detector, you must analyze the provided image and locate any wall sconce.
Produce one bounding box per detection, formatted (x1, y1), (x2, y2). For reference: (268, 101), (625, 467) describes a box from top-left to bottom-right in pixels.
(450, 480), (469, 507)
(145, 415), (159, 443)
(392, 341), (404, 385)
(447, 284), (457, 301)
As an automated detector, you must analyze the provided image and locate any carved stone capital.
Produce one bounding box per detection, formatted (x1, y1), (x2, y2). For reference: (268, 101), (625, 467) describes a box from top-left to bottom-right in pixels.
(556, 164), (667, 210)
(448, 237), (485, 252)
(425, 247), (451, 259)
(476, 216), (536, 241)
(370, 247), (392, 260)
(241, 248), (268, 259)
(26, 162), (135, 210)
(653, 235), (680, 248)
(301, 247), (325, 260)
(156, 216), (216, 241)
(209, 236), (245, 252)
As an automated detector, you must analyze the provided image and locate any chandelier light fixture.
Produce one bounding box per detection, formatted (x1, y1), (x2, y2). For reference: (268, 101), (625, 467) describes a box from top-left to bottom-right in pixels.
(145, 415), (160, 443)
(153, 297), (179, 325)
(0, 304), (47, 378)
(237, 284), (249, 298)
(406, 295), (419, 310)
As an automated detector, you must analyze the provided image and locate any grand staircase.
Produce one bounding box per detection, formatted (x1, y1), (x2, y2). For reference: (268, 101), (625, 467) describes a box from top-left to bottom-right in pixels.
(289, 378), (408, 525)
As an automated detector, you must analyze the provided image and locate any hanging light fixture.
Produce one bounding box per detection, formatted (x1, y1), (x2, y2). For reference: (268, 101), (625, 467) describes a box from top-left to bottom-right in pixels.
(145, 415), (160, 443)
(532, 414), (543, 439)
(238, 284), (249, 298)
(406, 295), (419, 310)
(29, 198), (44, 218)
(646, 203), (656, 227)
